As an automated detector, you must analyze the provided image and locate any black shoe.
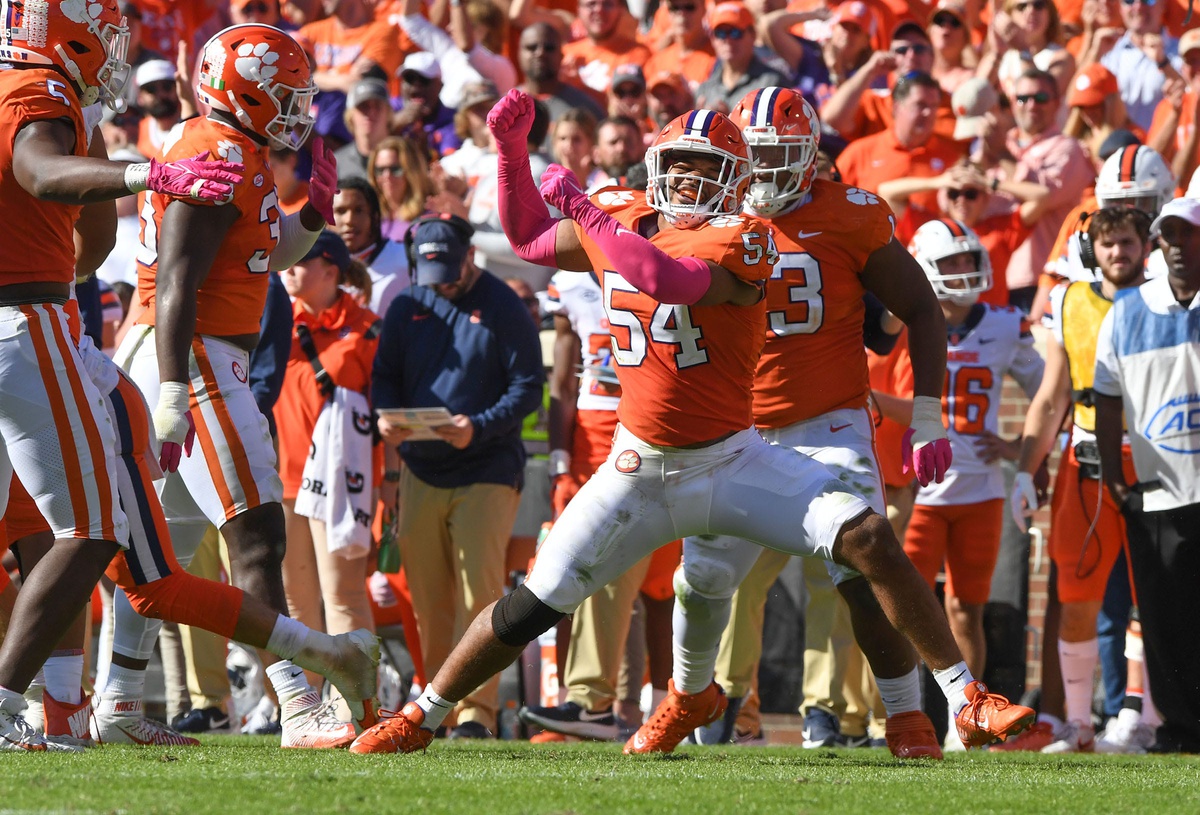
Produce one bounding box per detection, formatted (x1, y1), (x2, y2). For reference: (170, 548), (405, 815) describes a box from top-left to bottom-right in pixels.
(172, 706), (232, 734)
(449, 720), (493, 740)
(519, 701), (620, 740)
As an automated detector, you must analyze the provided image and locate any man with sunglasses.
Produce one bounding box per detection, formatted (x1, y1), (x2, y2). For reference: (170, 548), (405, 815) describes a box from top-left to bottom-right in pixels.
(694, 2), (788, 113)
(822, 21), (957, 142)
(516, 23), (605, 153)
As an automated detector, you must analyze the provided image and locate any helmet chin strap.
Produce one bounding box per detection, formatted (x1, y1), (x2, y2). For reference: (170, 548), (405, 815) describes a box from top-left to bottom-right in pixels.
(54, 45), (99, 107)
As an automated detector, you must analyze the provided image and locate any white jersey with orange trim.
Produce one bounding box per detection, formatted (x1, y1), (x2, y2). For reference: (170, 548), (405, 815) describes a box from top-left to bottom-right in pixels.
(918, 304), (1044, 506)
(544, 270), (621, 413)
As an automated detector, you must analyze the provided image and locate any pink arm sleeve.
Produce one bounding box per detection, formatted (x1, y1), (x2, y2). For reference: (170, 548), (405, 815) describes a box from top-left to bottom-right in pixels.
(571, 203), (712, 305)
(496, 151), (560, 267)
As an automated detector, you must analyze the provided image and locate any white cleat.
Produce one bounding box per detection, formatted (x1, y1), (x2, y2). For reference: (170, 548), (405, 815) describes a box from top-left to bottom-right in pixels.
(0, 694), (47, 752)
(279, 689), (357, 749)
(1095, 710), (1156, 754)
(92, 696), (200, 746)
(1042, 721), (1095, 754)
(308, 629), (380, 730)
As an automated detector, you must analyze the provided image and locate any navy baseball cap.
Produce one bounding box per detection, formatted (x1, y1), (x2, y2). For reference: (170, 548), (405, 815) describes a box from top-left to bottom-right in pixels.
(411, 219), (470, 285)
(301, 230), (351, 273)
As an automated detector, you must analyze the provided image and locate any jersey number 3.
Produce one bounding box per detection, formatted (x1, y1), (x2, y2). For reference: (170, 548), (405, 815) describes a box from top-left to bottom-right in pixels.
(604, 274), (709, 370)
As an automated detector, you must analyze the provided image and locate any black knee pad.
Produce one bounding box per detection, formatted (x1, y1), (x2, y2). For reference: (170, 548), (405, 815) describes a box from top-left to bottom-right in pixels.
(492, 584), (564, 646)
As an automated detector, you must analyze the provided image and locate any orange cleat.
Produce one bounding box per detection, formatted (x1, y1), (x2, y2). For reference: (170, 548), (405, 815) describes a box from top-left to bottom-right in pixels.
(348, 702), (435, 754)
(955, 681), (1036, 748)
(884, 710), (943, 759)
(989, 720), (1055, 752)
(529, 730), (568, 743)
(43, 690), (94, 750)
(623, 680), (727, 755)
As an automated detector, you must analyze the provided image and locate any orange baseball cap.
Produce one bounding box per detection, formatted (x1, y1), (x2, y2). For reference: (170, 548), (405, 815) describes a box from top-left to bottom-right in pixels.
(1067, 63), (1119, 107)
(708, 1), (754, 30)
(833, 1), (877, 36)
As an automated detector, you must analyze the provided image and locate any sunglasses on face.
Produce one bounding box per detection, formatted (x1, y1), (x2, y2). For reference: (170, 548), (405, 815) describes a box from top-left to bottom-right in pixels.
(1014, 0), (1048, 11)
(713, 27), (748, 40)
(374, 166), (404, 177)
(1015, 91), (1052, 104)
(614, 85), (643, 98)
(931, 13), (963, 27)
(893, 43), (932, 55)
(947, 188), (981, 201)
(667, 3), (697, 11)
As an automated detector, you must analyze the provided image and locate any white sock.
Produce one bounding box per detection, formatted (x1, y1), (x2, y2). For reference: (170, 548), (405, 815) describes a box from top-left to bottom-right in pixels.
(415, 686), (455, 732)
(100, 663), (146, 700)
(266, 615), (310, 661)
(1058, 637), (1098, 726)
(875, 666), (922, 716)
(113, 589), (163, 662)
(932, 662), (974, 717)
(671, 590), (731, 695)
(265, 659), (311, 700)
(43, 652), (84, 705)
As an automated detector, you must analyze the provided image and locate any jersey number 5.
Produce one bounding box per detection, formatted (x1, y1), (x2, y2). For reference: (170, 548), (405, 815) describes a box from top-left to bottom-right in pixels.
(945, 366), (993, 434)
(604, 273), (708, 370)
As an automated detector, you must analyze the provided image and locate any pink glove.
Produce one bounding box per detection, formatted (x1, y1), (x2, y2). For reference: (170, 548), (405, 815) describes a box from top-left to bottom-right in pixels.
(158, 412), (196, 473)
(538, 163), (588, 219)
(146, 152), (244, 203)
(308, 136), (337, 224)
(486, 89), (535, 156)
(901, 395), (953, 486)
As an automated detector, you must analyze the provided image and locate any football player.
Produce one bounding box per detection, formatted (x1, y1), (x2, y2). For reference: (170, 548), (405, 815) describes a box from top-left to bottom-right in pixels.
(902, 218), (1044, 749)
(673, 86), (965, 758)
(0, 0), (242, 751)
(113, 23), (377, 749)
(348, 89), (1035, 755)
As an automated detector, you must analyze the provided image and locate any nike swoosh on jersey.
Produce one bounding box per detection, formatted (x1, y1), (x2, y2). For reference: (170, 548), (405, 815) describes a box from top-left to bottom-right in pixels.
(830, 423), (852, 433)
(796, 230), (823, 239)
(978, 337), (996, 344)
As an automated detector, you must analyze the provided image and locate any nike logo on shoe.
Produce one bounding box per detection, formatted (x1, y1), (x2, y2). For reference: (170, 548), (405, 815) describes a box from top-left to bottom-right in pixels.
(578, 708), (614, 723)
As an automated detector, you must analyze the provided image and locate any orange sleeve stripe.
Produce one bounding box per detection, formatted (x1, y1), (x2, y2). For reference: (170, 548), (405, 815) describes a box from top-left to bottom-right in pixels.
(190, 339), (262, 518)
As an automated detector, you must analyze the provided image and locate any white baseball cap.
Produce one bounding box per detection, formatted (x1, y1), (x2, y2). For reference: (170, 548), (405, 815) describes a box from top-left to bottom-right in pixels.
(400, 52), (441, 81)
(135, 59), (176, 89)
(1150, 197), (1200, 237)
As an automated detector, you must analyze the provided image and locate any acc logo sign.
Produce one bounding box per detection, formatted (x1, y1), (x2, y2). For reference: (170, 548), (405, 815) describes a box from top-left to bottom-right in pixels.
(1143, 393), (1200, 454)
(232, 360), (248, 383)
(615, 450), (641, 473)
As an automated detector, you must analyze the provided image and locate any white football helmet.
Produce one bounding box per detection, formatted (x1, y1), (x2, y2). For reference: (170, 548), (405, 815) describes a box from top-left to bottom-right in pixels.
(645, 109), (752, 229)
(909, 218), (992, 306)
(1095, 145), (1174, 215)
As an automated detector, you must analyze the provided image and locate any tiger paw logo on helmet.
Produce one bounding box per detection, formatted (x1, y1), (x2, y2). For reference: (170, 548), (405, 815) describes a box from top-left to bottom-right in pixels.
(234, 41), (279, 84)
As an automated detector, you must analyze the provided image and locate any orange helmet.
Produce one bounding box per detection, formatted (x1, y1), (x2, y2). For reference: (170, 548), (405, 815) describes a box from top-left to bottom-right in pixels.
(645, 109), (751, 229)
(0, 0), (131, 109)
(730, 87), (821, 216)
(196, 24), (315, 151)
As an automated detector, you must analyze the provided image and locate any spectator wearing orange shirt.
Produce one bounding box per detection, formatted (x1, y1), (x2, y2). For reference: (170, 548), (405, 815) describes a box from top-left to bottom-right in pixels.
(879, 162), (1051, 307)
(837, 71), (966, 214)
(694, 2), (789, 113)
(298, 0), (409, 142)
(822, 21), (958, 142)
(278, 232), (382, 681)
(1147, 28), (1200, 191)
(561, 0), (651, 106)
(642, 0), (717, 94)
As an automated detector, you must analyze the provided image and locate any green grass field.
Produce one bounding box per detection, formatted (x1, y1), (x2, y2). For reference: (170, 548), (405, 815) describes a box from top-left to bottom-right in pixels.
(3, 738), (1199, 814)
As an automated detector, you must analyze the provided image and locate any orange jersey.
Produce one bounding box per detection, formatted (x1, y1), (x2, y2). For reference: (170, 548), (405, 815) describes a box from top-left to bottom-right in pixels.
(573, 188), (774, 447)
(643, 44), (717, 93)
(753, 180), (896, 428)
(838, 128), (965, 216)
(867, 330), (914, 488)
(297, 18), (409, 80)
(561, 35), (651, 105)
(0, 68), (88, 285)
(135, 117), (277, 336)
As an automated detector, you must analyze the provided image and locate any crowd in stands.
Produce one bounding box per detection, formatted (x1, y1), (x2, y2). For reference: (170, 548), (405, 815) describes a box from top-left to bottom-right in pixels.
(8, 0), (1199, 755)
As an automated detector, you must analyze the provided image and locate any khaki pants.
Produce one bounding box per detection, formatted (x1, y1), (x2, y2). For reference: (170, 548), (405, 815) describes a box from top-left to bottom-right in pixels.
(398, 470), (519, 732)
(281, 499), (375, 637)
(563, 554), (652, 711)
(717, 551), (883, 738)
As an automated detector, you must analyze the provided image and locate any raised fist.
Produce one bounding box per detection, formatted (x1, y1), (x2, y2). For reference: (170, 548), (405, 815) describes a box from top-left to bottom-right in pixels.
(486, 89), (535, 154)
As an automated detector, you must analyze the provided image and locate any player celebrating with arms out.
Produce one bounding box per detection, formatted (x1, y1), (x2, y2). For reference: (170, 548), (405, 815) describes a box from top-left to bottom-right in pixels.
(115, 23), (378, 749)
(0, 0), (243, 750)
(350, 89), (1035, 755)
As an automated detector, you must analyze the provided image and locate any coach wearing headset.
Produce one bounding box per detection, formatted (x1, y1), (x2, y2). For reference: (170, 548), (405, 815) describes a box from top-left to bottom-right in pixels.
(372, 213), (545, 739)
